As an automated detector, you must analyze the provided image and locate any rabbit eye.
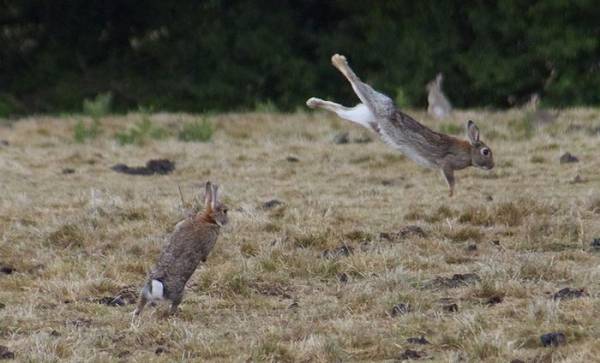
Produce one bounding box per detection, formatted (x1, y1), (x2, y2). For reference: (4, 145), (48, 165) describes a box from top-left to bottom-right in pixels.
(223, 209), (228, 214)
(481, 148), (490, 156)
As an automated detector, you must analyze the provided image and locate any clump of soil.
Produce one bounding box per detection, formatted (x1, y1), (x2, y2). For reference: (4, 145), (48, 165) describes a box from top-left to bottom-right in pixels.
(397, 349), (426, 360)
(333, 132), (349, 144)
(407, 336), (430, 345)
(97, 287), (138, 306)
(321, 244), (353, 259)
(111, 159), (175, 175)
(486, 295), (504, 306)
(540, 332), (566, 347)
(0, 345), (15, 360)
(0, 265), (15, 275)
(380, 225), (426, 242)
(552, 287), (587, 300)
(262, 199), (284, 209)
(559, 152), (578, 164)
(429, 273), (480, 289)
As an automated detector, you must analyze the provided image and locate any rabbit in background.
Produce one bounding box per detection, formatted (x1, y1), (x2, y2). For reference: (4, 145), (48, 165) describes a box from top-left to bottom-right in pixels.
(134, 182), (228, 316)
(427, 73), (453, 119)
(525, 93), (559, 125)
(306, 54), (494, 196)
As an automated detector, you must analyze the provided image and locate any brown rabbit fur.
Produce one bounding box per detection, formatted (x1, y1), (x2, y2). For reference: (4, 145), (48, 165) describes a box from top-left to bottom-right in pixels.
(134, 182), (228, 316)
(306, 54), (494, 196)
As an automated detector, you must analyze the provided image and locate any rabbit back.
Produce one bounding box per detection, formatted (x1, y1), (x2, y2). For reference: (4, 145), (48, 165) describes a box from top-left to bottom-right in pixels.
(377, 110), (457, 168)
(150, 219), (220, 301)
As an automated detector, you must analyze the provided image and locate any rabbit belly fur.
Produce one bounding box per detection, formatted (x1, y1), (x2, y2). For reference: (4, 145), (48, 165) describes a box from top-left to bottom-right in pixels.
(379, 130), (437, 168)
(334, 104), (437, 168)
(432, 105), (449, 119)
(335, 103), (375, 128)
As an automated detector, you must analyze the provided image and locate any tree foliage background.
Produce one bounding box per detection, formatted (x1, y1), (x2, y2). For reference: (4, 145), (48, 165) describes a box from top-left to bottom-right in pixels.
(1, 0), (599, 116)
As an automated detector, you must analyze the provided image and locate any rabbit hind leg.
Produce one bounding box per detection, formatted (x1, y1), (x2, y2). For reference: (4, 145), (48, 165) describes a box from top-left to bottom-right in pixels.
(169, 296), (182, 315)
(134, 292), (148, 316)
(331, 54), (394, 119)
(441, 167), (455, 197)
(306, 98), (376, 130)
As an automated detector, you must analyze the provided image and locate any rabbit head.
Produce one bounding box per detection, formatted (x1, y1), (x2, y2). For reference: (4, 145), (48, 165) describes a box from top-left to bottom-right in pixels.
(466, 121), (494, 170)
(426, 73), (443, 92)
(203, 182), (229, 227)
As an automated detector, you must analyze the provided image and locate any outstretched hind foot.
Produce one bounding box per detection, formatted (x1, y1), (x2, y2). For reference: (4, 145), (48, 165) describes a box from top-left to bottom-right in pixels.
(306, 97), (323, 109)
(331, 54), (348, 69)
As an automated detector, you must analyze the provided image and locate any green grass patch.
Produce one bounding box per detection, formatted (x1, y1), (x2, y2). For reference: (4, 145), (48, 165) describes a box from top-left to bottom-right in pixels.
(395, 87), (411, 108)
(254, 100), (279, 113)
(115, 117), (168, 145)
(508, 115), (535, 140)
(438, 123), (463, 135)
(73, 118), (102, 143)
(530, 155), (545, 163)
(178, 119), (214, 142)
(82, 92), (112, 118)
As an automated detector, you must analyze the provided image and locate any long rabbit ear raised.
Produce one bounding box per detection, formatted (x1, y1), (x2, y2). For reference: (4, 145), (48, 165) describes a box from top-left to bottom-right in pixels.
(211, 184), (219, 209)
(436, 73), (443, 86)
(467, 120), (480, 145)
(204, 182), (213, 208)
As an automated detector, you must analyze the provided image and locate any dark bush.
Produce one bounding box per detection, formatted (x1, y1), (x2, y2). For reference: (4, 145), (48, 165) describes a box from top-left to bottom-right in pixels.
(1, 1), (599, 115)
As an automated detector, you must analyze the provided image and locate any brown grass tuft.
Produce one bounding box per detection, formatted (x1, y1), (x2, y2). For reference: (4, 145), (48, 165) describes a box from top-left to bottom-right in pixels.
(47, 223), (85, 248)
(458, 206), (493, 226)
(495, 201), (528, 226)
(445, 226), (484, 242)
(240, 241), (259, 257)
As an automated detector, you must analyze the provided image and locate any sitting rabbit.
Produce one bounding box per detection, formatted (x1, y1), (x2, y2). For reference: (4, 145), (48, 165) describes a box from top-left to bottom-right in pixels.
(426, 73), (452, 119)
(134, 182), (228, 316)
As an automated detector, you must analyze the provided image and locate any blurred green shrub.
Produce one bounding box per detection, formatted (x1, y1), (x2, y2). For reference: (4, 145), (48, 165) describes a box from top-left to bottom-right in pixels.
(115, 117), (168, 145)
(508, 116), (535, 140)
(2, 2), (600, 114)
(73, 119), (102, 143)
(83, 93), (112, 118)
(438, 123), (463, 135)
(178, 119), (214, 142)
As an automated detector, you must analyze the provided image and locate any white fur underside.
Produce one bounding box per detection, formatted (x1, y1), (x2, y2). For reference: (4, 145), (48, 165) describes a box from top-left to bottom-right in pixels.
(308, 97), (436, 168)
(432, 106), (447, 118)
(147, 279), (165, 301)
(335, 103), (375, 128)
(338, 104), (436, 168)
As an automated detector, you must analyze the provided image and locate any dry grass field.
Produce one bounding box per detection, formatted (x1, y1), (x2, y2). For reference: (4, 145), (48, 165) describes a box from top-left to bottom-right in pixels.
(1, 108), (600, 362)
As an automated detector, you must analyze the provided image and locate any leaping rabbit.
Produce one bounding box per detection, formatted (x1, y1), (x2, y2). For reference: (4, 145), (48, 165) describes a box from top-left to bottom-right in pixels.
(306, 54), (494, 196)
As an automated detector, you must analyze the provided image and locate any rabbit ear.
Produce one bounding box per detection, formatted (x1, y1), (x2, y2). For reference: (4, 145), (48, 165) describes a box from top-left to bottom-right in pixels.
(467, 120), (480, 144)
(204, 182), (213, 208)
(211, 184), (219, 209)
(436, 73), (443, 86)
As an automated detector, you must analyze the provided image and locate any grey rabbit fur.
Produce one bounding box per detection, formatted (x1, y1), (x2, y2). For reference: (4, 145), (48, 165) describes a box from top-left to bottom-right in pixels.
(306, 54), (494, 196)
(426, 73), (453, 119)
(134, 181), (229, 316)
